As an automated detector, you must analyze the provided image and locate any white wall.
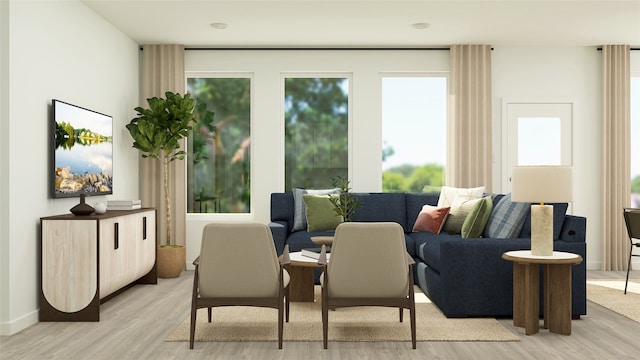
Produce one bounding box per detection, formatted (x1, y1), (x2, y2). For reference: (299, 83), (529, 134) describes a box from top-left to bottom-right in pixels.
(0, 1), (140, 335)
(492, 47), (601, 268)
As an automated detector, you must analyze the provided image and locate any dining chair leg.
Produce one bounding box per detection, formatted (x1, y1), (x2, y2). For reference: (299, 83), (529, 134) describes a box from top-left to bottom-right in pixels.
(625, 248), (632, 294)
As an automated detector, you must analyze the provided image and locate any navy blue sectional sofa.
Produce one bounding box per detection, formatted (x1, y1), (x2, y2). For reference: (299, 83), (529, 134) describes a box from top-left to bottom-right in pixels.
(269, 192), (587, 318)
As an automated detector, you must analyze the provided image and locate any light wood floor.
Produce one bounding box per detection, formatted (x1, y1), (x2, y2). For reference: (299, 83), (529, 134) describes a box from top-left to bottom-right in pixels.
(1, 270), (638, 360)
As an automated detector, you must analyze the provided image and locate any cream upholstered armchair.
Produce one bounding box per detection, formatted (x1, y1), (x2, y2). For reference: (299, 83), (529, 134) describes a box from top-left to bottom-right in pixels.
(318, 222), (416, 349)
(190, 223), (290, 349)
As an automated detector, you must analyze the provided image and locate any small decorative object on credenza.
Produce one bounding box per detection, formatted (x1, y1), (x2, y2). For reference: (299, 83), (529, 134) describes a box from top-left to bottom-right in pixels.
(93, 202), (107, 214)
(511, 166), (573, 256)
(69, 193), (94, 216)
(107, 200), (142, 211)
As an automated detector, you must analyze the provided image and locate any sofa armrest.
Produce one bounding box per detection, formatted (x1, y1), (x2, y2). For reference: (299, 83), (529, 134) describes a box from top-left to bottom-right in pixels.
(559, 215), (586, 243)
(269, 221), (289, 255)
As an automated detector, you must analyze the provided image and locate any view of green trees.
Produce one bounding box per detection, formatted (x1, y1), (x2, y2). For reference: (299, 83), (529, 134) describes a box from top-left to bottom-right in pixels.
(187, 76), (446, 212)
(383, 163), (444, 193)
(187, 78), (251, 213)
(285, 78), (349, 190)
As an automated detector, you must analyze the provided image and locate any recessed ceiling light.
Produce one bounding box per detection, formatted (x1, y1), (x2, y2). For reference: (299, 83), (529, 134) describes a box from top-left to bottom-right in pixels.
(412, 22), (430, 30)
(210, 23), (228, 30)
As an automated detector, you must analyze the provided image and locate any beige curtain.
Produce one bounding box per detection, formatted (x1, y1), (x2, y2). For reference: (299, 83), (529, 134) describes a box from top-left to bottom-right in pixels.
(140, 44), (186, 247)
(448, 45), (493, 192)
(602, 45), (631, 271)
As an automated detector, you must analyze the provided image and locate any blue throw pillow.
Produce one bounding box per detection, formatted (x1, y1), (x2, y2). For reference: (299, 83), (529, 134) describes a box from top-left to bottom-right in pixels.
(483, 193), (529, 239)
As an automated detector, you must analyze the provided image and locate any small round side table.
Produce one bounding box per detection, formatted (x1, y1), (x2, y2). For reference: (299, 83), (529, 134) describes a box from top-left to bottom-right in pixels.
(502, 250), (582, 335)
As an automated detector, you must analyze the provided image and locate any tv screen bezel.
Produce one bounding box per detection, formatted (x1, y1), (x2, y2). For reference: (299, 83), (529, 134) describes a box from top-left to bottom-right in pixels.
(51, 99), (113, 198)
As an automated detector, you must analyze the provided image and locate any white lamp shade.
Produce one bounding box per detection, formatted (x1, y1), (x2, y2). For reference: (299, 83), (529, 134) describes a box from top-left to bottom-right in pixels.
(511, 166), (573, 203)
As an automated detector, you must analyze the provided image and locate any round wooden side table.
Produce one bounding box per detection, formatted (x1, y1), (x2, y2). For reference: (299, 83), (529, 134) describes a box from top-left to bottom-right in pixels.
(502, 250), (583, 335)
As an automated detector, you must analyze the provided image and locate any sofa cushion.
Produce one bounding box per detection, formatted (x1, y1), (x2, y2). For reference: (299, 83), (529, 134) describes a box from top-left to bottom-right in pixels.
(270, 192), (295, 231)
(351, 193), (408, 231)
(443, 197), (482, 234)
(483, 193), (529, 238)
(292, 188), (340, 231)
(461, 196), (493, 238)
(437, 186), (485, 207)
(411, 232), (462, 272)
(518, 202), (568, 239)
(303, 194), (343, 232)
(412, 205), (450, 234)
(406, 193), (440, 229)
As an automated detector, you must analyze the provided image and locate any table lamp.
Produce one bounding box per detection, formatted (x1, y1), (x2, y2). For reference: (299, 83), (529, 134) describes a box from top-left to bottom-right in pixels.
(511, 166), (573, 256)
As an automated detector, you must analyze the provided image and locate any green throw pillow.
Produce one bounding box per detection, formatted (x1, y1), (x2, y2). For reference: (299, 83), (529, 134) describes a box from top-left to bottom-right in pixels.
(303, 194), (343, 232)
(461, 196), (493, 238)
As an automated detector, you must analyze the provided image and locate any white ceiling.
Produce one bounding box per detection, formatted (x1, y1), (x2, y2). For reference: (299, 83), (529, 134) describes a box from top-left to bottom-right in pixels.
(82, 0), (640, 47)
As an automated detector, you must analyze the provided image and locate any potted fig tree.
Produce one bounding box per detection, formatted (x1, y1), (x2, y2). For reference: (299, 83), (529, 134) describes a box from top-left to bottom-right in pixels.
(126, 91), (196, 278)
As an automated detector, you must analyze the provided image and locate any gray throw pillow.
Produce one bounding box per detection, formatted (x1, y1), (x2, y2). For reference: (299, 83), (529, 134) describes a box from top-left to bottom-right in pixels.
(483, 193), (530, 239)
(292, 188), (340, 231)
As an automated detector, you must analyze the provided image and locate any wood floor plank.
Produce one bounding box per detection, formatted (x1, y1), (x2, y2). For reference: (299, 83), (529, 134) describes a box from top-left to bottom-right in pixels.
(1, 270), (638, 359)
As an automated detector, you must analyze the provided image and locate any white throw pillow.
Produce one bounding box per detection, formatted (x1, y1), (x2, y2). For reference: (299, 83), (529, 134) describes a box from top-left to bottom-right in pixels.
(437, 186), (485, 207)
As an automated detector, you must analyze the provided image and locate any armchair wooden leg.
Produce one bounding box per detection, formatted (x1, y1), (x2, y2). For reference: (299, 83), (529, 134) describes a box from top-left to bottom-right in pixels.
(208, 307), (212, 322)
(410, 303), (417, 349)
(285, 285), (290, 322)
(278, 303), (284, 349)
(399, 307), (403, 322)
(189, 305), (197, 349)
(322, 303), (329, 349)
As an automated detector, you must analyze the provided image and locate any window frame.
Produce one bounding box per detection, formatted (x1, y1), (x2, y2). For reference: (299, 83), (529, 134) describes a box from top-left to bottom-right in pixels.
(379, 72), (449, 192)
(185, 71), (255, 219)
(281, 72), (354, 191)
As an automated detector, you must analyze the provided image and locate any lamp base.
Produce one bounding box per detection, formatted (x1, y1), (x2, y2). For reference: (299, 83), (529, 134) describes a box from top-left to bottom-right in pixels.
(531, 204), (553, 256)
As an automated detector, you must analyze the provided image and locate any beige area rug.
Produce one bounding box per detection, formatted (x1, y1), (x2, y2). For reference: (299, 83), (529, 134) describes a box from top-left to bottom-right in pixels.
(586, 279), (640, 323)
(166, 287), (519, 343)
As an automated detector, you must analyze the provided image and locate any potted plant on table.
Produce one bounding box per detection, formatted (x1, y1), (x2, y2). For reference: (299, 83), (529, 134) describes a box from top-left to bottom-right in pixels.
(126, 91), (196, 278)
(329, 175), (362, 222)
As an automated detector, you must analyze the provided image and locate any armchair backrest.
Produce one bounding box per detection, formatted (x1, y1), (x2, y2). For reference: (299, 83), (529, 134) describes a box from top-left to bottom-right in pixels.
(327, 222), (410, 298)
(198, 223), (281, 298)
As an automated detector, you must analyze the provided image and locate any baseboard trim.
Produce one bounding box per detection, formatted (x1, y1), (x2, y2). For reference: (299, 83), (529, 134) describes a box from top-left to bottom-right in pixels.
(0, 309), (38, 336)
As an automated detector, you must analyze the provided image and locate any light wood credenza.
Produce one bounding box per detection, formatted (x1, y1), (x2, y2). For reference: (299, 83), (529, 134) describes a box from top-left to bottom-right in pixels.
(40, 208), (157, 321)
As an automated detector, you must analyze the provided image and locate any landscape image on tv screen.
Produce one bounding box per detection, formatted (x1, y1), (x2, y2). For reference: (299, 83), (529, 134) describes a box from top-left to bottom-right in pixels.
(53, 100), (113, 197)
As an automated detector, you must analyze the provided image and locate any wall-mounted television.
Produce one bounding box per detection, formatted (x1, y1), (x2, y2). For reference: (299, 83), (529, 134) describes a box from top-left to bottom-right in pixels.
(51, 99), (113, 198)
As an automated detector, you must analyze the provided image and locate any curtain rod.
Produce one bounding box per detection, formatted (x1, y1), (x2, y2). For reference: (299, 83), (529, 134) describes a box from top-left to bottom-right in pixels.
(139, 47), (503, 51)
(184, 47), (452, 51)
(597, 47), (640, 51)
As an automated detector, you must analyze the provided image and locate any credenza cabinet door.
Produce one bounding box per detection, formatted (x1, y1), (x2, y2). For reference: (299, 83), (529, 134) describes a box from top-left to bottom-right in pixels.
(134, 211), (156, 281)
(41, 220), (98, 314)
(40, 208), (157, 321)
(99, 210), (156, 298)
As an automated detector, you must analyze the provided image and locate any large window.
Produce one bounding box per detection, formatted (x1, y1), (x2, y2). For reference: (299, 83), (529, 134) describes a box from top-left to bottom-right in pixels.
(381, 76), (447, 192)
(632, 76), (640, 208)
(284, 77), (349, 190)
(186, 76), (251, 213)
